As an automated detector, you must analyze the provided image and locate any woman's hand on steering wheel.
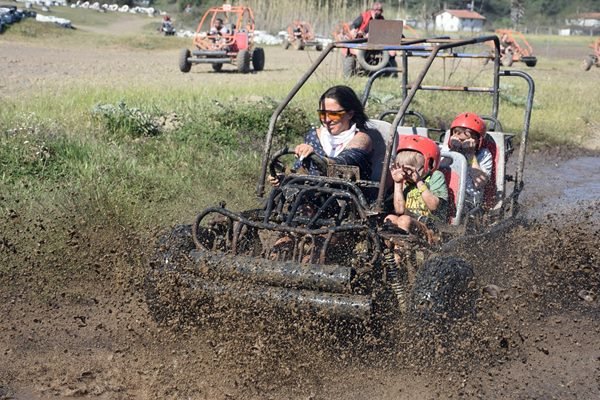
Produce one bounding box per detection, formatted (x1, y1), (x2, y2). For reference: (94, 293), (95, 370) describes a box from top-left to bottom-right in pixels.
(268, 147), (329, 188)
(294, 143), (315, 160)
(293, 144), (328, 175)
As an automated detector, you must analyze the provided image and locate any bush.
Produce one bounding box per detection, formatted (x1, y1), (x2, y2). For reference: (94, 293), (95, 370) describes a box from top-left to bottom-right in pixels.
(92, 101), (163, 138)
(183, 97), (309, 151)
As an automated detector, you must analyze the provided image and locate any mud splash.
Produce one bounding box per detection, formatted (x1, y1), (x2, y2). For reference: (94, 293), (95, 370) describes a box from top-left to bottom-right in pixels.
(1, 154), (599, 400)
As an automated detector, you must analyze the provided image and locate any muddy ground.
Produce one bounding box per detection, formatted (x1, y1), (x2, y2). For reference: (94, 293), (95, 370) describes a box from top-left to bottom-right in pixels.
(1, 19), (600, 400)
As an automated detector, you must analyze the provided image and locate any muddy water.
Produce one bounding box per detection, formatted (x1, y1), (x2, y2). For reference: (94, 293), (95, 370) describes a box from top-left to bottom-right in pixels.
(1, 153), (598, 400)
(521, 155), (600, 219)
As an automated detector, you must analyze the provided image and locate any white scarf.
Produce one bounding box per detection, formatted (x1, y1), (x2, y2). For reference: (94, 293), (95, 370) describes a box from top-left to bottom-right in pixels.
(320, 124), (357, 157)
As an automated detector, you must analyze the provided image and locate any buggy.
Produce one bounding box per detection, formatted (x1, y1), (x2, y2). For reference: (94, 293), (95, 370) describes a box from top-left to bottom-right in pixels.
(581, 38), (600, 71)
(282, 20), (323, 51)
(179, 4), (265, 74)
(147, 24), (535, 329)
(486, 29), (537, 67)
(332, 20), (402, 77)
(159, 16), (175, 36)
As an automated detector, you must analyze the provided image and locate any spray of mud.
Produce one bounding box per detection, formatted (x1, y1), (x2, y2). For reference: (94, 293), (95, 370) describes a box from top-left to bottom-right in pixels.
(139, 203), (599, 399)
(1, 154), (598, 399)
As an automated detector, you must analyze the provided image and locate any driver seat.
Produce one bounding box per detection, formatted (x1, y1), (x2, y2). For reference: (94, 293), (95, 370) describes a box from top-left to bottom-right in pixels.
(364, 119), (393, 183)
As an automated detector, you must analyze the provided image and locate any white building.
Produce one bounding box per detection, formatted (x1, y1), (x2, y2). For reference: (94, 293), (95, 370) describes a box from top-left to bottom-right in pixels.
(565, 12), (600, 28)
(435, 9), (486, 32)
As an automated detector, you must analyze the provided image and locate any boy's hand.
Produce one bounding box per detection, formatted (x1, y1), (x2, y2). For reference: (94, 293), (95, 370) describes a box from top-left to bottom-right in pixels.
(461, 138), (477, 154)
(450, 137), (477, 154)
(402, 165), (421, 183)
(390, 165), (406, 183)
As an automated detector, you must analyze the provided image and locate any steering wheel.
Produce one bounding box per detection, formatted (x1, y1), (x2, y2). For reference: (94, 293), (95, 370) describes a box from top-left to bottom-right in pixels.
(268, 147), (328, 179)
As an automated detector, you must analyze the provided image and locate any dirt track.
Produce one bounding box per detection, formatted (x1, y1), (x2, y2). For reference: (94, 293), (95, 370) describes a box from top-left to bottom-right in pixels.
(1, 21), (600, 400)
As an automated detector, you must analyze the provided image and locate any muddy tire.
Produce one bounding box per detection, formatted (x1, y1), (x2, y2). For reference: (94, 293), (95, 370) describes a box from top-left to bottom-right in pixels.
(409, 256), (477, 323)
(179, 48), (192, 73)
(252, 47), (265, 71)
(211, 63), (223, 72)
(581, 56), (594, 71)
(145, 225), (196, 324)
(356, 49), (390, 72)
(236, 49), (250, 73)
(343, 56), (356, 78)
(282, 39), (290, 50)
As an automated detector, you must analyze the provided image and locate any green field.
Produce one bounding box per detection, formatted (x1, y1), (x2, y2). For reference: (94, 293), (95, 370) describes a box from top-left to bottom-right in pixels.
(1, 11), (599, 236)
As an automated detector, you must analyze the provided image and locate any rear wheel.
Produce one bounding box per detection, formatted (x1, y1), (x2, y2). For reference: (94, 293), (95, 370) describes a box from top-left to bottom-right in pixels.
(282, 39), (290, 50)
(316, 43), (323, 51)
(211, 63), (223, 72)
(343, 56), (356, 78)
(581, 55), (594, 71)
(409, 256), (477, 323)
(236, 49), (250, 73)
(179, 48), (192, 73)
(252, 47), (265, 71)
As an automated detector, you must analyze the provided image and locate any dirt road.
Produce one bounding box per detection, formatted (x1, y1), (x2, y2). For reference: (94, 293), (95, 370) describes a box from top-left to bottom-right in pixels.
(1, 20), (599, 400)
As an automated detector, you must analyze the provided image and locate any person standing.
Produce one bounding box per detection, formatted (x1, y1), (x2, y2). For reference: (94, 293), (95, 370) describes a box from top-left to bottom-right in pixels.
(350, 2), (384, 38)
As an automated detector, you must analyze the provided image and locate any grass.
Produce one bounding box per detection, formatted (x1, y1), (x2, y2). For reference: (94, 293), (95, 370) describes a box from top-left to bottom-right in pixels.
(6, 18), (185, 50)
(1, 14), (599, 238)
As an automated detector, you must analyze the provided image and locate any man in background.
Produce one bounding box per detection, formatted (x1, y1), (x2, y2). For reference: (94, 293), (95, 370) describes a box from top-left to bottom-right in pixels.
(350, 2), (384, 38)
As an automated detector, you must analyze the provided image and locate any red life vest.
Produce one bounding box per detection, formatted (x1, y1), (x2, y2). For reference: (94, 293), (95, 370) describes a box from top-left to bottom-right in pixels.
(358, 10), (373, 33)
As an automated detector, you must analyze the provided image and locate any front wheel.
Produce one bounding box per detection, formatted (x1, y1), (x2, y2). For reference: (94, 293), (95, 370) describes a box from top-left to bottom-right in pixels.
(145, 225), (196, 323)
(179, 48), (192, 73)
(409, 256), (477, 323)
(236, 49), (250, 73)
(211, 63), (223, 72)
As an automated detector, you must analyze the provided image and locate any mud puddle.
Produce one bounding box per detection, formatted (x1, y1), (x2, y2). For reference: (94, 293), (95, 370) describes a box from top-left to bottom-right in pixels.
(521, 155), (600, 219)
(1, 153), (599, 400)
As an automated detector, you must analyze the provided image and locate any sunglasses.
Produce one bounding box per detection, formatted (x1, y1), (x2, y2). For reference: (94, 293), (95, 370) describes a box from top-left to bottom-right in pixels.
(317, 109), (347, 122)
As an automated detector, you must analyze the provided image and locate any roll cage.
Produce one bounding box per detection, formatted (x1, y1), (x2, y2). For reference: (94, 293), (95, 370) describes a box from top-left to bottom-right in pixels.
(257, 32), (534, 223)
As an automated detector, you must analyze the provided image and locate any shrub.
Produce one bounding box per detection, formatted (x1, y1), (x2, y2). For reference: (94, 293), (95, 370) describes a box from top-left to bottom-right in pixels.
(92, 101), (163, 138)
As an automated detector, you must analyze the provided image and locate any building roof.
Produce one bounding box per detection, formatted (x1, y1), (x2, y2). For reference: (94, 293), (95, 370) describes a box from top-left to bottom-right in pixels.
(572, 12), (600, 20)
(438, 9), (486, 20)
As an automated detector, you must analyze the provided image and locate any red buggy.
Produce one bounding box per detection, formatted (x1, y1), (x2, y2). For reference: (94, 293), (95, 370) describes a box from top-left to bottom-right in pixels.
(179, 4), (265, 74)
